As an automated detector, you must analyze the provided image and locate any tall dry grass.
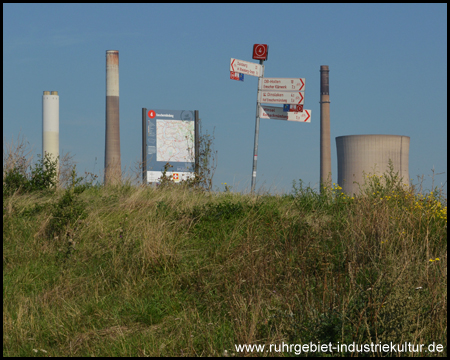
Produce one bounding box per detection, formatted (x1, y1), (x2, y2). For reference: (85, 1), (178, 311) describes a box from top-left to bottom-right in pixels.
(3, 137), (447, 357)
(3, 133), (84, 190)
(3, 133), (33, 179)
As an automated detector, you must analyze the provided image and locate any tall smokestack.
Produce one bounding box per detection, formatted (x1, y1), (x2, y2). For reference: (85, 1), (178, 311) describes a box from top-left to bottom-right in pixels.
(105, 50), (121, 185)
(42, 90), (59, 180)
(320, 65), (331, 189)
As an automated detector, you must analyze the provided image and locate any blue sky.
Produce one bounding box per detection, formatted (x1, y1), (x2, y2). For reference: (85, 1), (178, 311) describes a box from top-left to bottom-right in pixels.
(3, 4), (447, 194)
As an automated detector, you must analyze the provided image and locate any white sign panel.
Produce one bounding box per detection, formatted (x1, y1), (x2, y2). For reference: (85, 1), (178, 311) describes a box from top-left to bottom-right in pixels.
(259, 91), (304, 105)
(261, 78), (305, 91)
(230, 58), (262, 77)
(147, 171), (195, 183)
(156, 120), (194, 163)
(259, 105), (311, 122)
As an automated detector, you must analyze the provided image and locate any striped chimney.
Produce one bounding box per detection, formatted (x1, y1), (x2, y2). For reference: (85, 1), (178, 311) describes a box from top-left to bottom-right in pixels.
(104, 50), (121, 185)
(320, 65), (331, 190)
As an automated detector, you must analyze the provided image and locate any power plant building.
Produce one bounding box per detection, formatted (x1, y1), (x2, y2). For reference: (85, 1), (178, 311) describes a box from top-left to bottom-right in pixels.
(336, 135), (410, 195)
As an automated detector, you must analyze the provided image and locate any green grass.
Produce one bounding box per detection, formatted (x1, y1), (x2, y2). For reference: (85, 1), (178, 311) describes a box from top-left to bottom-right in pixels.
(3, 177), (447, 356)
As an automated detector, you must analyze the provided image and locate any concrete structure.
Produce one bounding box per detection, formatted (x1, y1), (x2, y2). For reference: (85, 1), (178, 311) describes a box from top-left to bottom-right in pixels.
(336, 135), (410, 195)
(320, 65), (331, 189)
(104, 50), (121, 185)
(42, 90), (59, 172)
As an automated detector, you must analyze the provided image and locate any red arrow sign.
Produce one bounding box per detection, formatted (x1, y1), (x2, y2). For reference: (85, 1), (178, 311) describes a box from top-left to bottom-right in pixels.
(287, 109), (310, 122)
(303, 110), (311, 122)
(230, 58), (262, 77)
(260, 106), (311, 123)
(261, 78), (305, 91)
(259, 91), (304, 105)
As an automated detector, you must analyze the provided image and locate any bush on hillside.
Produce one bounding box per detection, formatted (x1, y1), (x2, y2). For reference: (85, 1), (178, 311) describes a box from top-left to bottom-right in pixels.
(3, 152), (58, 196)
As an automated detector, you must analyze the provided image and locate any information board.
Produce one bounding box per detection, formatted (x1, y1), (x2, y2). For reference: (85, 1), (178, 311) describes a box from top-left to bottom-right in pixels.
(142, 109), (198, 184)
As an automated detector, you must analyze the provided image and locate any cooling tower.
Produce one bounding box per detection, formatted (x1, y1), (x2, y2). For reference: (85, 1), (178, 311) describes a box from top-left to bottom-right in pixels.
(336, 135), (410, 195)
(104, 50), (121, 185)
(320, 65), (331, 188)
(42, 90), (59, 173)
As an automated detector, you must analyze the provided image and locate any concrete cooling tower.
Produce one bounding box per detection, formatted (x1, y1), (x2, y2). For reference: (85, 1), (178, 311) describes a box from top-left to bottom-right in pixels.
(336, 135), (410, 195)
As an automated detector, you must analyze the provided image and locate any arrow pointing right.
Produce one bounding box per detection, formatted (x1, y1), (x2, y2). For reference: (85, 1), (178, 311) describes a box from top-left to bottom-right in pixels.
(304, 110), (311, 122)
(287, 109), (311, 122)
(299, 78), (305, 91)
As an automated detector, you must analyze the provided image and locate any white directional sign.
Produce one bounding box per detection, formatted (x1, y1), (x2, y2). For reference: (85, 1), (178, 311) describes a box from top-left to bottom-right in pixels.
(259, 105), (311, 122)
(230, 58), (262, 77)
(259, 91), (304, 105)
(261, 78), (305, 91)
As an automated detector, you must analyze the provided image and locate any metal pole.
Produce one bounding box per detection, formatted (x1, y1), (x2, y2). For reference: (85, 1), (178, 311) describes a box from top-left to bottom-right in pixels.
(194, 110), (199, 177)
(142, 108), (147, 184)
(251, 60), (264, 193)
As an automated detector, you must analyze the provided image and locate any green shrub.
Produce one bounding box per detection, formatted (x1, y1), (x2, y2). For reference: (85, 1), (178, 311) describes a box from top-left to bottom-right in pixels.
(2, 168), (28, 196)
(47, 188), (87, 238)
(3, 153), (58, 196)
(46, 167), (89, 238)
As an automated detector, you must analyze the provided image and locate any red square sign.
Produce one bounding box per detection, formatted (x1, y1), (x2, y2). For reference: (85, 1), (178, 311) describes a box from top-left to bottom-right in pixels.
(253, 44), (268, 60)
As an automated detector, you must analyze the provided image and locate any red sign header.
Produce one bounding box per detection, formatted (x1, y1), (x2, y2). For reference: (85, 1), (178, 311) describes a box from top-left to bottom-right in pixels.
(253, 44), (268, 61)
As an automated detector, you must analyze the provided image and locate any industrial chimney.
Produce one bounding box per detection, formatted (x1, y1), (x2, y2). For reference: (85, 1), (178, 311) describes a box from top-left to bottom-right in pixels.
(320, 65), (331, 190)
(42, 90), (59, 180)
(104, 50), (121, 185)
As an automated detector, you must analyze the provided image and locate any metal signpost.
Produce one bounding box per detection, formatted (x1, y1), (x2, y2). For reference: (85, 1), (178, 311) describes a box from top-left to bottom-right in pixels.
(252, 59), (265, 193)
(142, 109), (198, 185)
(230, 44), (310, 193)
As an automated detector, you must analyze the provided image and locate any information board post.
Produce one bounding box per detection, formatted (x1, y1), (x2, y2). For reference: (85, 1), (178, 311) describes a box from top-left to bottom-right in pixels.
(142, 108), (147, 184)
(195, 110), (199, 177)
(251, 60), (265, 193)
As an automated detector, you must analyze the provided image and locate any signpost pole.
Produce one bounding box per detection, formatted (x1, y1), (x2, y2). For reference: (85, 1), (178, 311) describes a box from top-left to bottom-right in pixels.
(251, 60), (264, 193)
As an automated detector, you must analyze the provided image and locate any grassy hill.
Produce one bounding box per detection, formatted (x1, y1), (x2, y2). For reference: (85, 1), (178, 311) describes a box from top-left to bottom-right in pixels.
(3, 161), (447, 356)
